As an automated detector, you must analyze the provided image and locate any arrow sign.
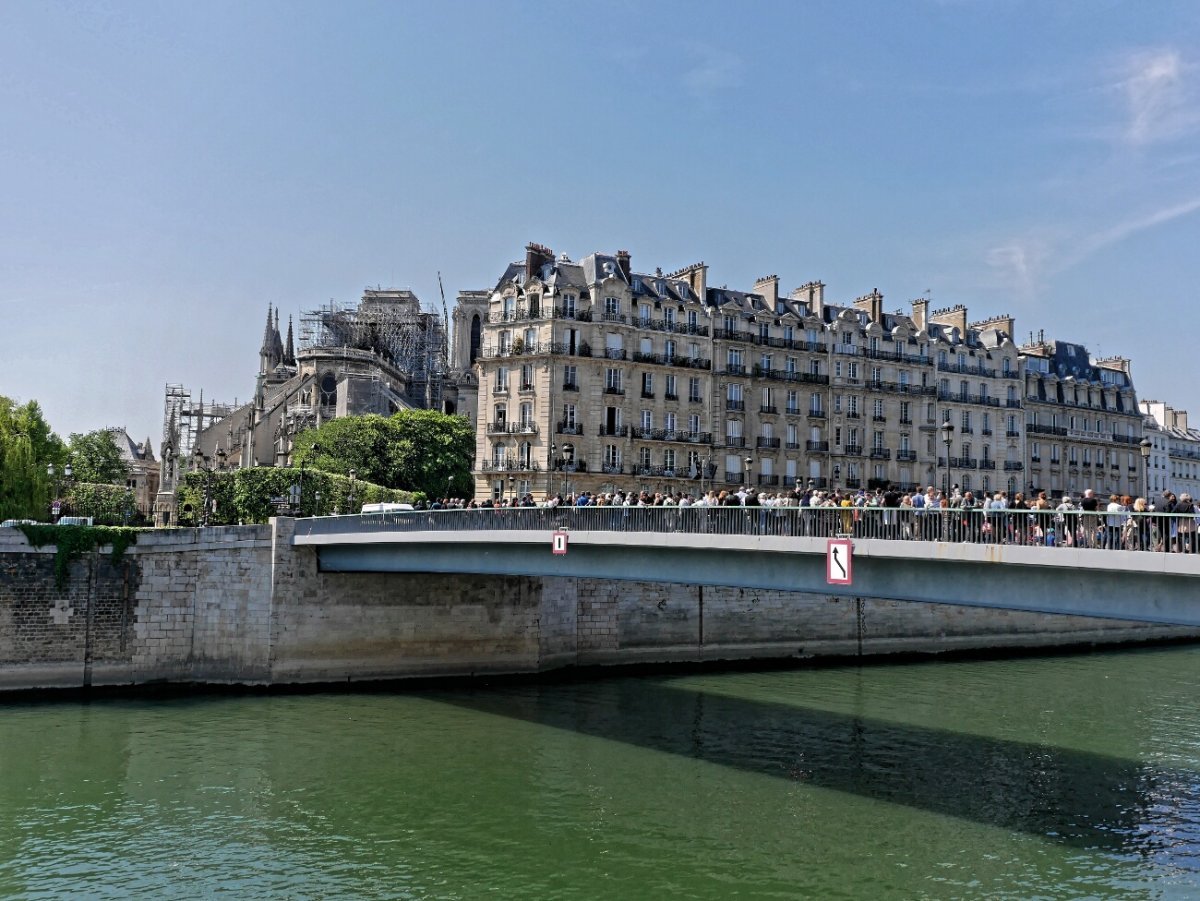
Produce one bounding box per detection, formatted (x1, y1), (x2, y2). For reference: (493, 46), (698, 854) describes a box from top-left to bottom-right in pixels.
(826, 538), (853, 585)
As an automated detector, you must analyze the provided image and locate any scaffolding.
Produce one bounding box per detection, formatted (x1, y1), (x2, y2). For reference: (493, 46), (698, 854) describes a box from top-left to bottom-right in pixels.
(298, 288), (448, 410)
(161, 384), (237, 465)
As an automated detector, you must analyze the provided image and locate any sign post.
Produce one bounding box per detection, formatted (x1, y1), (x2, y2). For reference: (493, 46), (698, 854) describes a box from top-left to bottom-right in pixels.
(826, 538), (853, 585)
(552, 531), (569, 555)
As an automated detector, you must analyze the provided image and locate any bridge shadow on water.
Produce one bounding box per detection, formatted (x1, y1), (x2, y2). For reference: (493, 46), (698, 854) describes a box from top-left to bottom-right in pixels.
(433, 677), (1200, 860)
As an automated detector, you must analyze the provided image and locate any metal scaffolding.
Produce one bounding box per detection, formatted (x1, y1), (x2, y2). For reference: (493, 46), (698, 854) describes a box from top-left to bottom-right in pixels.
(298, 288), (448, 410)
(161, 383), (236, 464)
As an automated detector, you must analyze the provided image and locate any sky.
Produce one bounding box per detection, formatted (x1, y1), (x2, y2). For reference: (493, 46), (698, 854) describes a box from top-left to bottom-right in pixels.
(3, 0), (1200, 445)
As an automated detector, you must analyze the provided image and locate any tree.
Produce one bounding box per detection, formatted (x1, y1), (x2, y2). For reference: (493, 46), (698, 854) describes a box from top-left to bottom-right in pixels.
(0, 396), (65, 520)
(292, 410), (474, 498)
(68, 430), (129, 485)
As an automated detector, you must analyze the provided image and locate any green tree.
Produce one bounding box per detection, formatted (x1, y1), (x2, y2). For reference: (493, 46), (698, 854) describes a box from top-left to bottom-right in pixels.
(0, 396), (65, 520)
(68, 430), (129, 485)
(291, 410), (474, 498)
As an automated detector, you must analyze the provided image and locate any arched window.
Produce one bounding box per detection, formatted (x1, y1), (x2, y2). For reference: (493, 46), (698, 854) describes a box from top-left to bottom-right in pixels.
(319, 373), (338, 407)
(469, 315), (482, 364)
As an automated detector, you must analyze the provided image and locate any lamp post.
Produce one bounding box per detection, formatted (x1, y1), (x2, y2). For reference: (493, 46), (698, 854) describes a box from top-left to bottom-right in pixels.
(507, 475), (515, 506)
(347, 468), (358, 514)
(940, 421), (955, 498)
(1139, 437), (1152, 499)
(47, 462), (71, 522)
(295, 443), (321, 517)
(548, 442), (557, 499)
(744, 455), (753, 489)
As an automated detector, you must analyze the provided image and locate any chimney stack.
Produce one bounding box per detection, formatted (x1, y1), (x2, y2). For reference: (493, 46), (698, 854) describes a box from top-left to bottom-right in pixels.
(853, 288), (884, 323)
(753, 275), (780, 307)
(525, 242), (554, 282)
(615, 249), (632, 282)
(911, 298), (928, 330)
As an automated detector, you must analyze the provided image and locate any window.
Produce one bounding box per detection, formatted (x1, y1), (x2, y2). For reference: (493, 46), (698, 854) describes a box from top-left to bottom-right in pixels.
(641, 409), (653, 430)
(873, 399), (884, 418)
(688, 413), (701, 434)
(810, 393), (823, 414)
(727, 383), (743, 402)
(664, 307), (677, 326)
(665, 412), (677, 432)
(520, 363), (533, 390)
(663, 449), (676, 472)
(871, 366), (882, 385)
(834, 394), (842, 413)
(848, 396), (859, 416)
(727, 348), (744, 371)
(604, 445), (620, 466)
(562, 404), (576, 428)
(873, 430), (884, 450)
(639, 303), (651, 325)
(642, 372), (653, 396)
(519, 402), (533, 426)
(605, 296), (620, 317)
(639, 447), (652, 468)
(665, 374), (677, 397)
(319, 372), (338, 406)
(562, 294), (576, 317)
(761, 354), (772, 372)
(848, 362), (859, 380)
(689, 377), (702, 402)
(961, 410), (971, 430)
(787, 390), (799, 413)
(496, 367), (509, 390)
(563, 364), (577, 388)
(605, 368), (621, 391)
(665, 339), (677, 360)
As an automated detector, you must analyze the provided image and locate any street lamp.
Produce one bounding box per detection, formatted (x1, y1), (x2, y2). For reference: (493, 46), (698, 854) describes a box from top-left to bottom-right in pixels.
(347, 468), (358, 514)
(507, 475), (515, 505)
(192, 446), (212, 527)
(1139, 437), (1152, 498)
(549, 442), (557, 499)
(940, 421), (955, 498)
(744, 455), (753, 488)
(47, 462), (71, 522)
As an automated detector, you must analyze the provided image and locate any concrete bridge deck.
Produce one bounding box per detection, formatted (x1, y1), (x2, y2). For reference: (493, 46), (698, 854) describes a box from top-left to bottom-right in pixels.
(293, 509), (1200, 628)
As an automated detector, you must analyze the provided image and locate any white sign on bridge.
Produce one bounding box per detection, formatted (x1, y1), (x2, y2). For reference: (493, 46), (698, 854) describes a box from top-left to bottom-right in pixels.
(552, 531), (569, 555)
(826, 538), (853, 585)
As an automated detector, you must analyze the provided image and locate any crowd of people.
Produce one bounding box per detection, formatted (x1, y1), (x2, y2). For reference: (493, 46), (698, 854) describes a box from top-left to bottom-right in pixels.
(411, 485), (1200, 552)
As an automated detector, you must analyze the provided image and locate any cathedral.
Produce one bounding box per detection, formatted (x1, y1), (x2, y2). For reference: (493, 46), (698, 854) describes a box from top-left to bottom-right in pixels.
(155, 287), (486, 524)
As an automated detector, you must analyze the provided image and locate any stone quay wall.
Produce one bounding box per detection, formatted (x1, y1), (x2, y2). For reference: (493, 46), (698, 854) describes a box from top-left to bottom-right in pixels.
(0, 522), (1194, 692)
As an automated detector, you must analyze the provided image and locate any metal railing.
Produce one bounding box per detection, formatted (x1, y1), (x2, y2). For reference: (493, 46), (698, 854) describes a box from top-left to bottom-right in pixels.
(294, 507), (1200, 554)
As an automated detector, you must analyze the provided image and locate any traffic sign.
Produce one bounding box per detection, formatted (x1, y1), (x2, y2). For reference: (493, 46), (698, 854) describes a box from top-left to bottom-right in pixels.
(552, 531), (569, 555)
(826, 538), (853, 585)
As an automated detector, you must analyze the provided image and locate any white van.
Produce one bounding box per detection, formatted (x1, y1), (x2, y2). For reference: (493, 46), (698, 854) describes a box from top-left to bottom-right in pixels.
(360, 502), (415, 514)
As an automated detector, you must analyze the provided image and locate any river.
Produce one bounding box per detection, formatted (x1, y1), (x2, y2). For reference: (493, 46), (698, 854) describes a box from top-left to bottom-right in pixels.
(3, 645), (1200, 898)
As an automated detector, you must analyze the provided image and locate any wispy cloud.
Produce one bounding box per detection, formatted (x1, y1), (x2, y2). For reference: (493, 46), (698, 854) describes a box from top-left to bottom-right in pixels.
(680, 44), (743, 98)
(1115, 48), (1200, 145)
(985, 196), (1200, 296)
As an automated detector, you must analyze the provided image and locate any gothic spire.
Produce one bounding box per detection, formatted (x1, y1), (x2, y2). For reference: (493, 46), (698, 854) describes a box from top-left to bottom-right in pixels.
(260, 304), (276, 365)
(272, 307), (285, 367)
(285, 316), (296, 366)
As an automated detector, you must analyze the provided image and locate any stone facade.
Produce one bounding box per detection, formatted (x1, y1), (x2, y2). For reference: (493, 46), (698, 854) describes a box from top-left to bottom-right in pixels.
(0, 523), (1194, 692)
(470, 245), (1031, 501)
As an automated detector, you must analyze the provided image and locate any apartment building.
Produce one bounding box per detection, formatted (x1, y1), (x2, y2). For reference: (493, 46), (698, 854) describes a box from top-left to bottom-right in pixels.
(1020, 336), (1144, 498)
(471, 244), (1026, 501)
(1140, 400), (1200, 498)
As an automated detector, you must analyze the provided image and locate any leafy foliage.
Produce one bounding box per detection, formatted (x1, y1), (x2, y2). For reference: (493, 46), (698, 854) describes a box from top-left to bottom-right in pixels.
(68, 429), (130, 484)
(64, 483), (140, 525)
(0, 396), (66, 520)
(291, 410), (474, 499)
(16, 523), (141, 588)
(174, 467), (421, 526)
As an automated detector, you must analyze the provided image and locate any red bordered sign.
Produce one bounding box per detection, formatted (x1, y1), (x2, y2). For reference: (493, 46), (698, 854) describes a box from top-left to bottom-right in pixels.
(552, 531), (569, 555)
(826, 538), (853, 585)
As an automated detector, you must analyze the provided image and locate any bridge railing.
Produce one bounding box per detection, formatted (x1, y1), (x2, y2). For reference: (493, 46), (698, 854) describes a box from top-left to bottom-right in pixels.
(294, 507), (1200, 554)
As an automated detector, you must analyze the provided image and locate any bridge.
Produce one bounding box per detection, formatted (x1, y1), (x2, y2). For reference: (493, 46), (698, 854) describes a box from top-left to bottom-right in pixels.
(292, 507), (1200, 628)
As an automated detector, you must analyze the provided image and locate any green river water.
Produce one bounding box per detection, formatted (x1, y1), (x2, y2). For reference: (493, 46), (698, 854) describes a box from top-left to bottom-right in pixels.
(3, 645), (1200, 899)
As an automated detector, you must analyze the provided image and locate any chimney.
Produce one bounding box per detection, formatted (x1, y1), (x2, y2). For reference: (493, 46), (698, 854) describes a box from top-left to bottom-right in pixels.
(911, 298), (928, 330)
(853, 288), (884, 323)
(928, 303), (968, 335)
(753, 275), (779, 308)
(789, 281), (824, 318)
(615, 249), (631, 282)
(525, 242), (553, 282)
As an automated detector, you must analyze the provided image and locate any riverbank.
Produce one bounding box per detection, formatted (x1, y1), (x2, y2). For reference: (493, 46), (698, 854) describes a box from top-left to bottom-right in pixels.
(1, 522), (1196, 693)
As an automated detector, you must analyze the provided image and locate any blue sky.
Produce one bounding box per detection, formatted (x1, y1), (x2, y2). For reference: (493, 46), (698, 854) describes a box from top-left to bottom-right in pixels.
(3, 0), (1199, 444)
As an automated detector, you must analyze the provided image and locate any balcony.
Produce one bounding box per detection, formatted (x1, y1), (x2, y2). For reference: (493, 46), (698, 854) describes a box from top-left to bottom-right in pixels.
(722, 363), (748, 376)
(600, 463), (624, 475)
(664, 392), (678, 401)
(603, 386), (625, 396)
(552, 307), (593, 322)
(869, 448), (891, 460)
(726, 400), (746, 411)
(556, 421), (584, 435)
(725, 436), (747, 448)
(714, 328), (753, 342)
(756, 437), (781, 449)
(597, 425), (629, 437)
(981, 428), (993, 436)
(846, 411), (861, 420)
(936, 361), (996, 378)
(723, 471), (746, 484)
(1005, 399), (1022, 408)
(785, 441), (801, 450)
(1004, 461), (1024, 471)
(949, 457), (977, 469)
(478, 460), (542, 472)
(979, 460), (996, 470)
(641, 390), (655, 399)
(603, 348), (627, 361)
(896, 450), (918, 462)
(872, 415), (887, 423)
(843, 445), (864, 456)
(844, 478), (862, 489)
(807, 440), (830, 452)
(786, 407), (801, 416)
(552, 460), (588, 473)
(760, 405), (778, 415)
(808, 409), (827, 419)
(562, 382), (579, 392)
(601, 312), (627, 324)
(518, 383), (535, 392)
(1006, 429), (1022, 437)
(752, 366), (830, 386)
(1026, 424), (1064, 436)
(757, 474), (781, 487)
